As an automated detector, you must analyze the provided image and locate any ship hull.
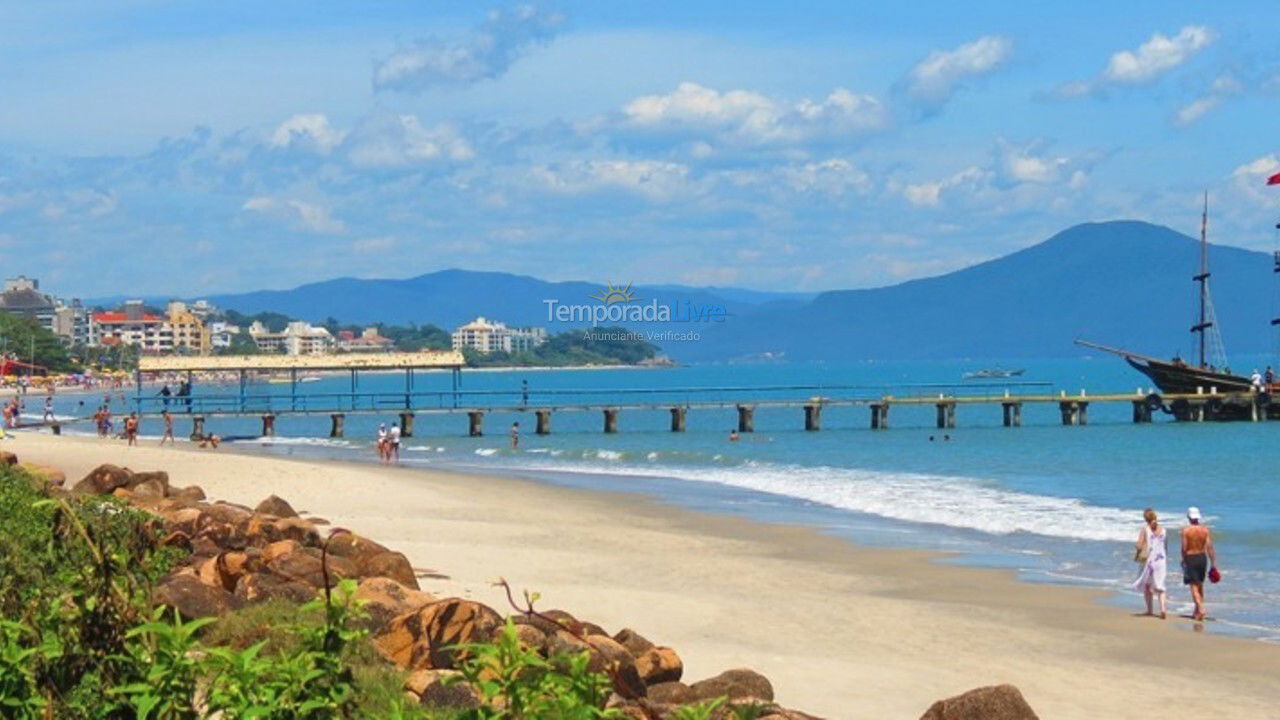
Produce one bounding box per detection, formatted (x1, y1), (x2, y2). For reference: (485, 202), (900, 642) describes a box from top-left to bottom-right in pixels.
(1126, 357), (1272, 420)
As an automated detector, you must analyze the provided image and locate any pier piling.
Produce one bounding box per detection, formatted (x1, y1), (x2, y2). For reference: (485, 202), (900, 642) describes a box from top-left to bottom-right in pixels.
(535, 410), (552, 435)
(329, 413), (345, 438)
(467, 411), (483, 437)
(399, 412), (415, 437)
(935, 402), (956, 429)
(736, 405), (755, 433)
(603, 408), (619, 434)
(670, 407), (687, 432)
(870, 402), (889, 429)
(1131, 400), (1152, 423)
(190, 416), (205, 441)
(803, 404), (822, 431)
(1001, 401), (1022, 427)
(261, 415), (275, 437)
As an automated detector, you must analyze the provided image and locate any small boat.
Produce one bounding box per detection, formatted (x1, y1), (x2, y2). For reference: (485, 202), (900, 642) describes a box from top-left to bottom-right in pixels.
(963, 368), (1025, 380)
(265, 375), (323, 384)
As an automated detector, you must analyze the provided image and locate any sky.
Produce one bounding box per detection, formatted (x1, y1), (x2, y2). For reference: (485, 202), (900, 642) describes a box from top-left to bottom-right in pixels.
(1, 0), (1279, 298)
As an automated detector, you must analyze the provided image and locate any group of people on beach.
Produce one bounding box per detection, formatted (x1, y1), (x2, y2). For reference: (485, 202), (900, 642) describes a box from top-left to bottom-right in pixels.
(1131, 506), (1219, 621)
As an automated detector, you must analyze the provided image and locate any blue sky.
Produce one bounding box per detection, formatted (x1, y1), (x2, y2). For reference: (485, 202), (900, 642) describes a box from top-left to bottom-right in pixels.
(2, 0), (1278, 298)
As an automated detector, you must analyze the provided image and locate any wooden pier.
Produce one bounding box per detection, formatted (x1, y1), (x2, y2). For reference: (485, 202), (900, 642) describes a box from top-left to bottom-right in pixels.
(59, 354), (1264, 438)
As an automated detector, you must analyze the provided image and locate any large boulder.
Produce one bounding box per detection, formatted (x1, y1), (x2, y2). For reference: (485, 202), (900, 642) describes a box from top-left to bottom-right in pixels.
(354, 577), (438, 631)
(586, 634), (646, 699)
(126, 470), (170, 494)
(919, 684), (1039, 720)
(0, 450), (18, 465)
(130, 477), (167, 502)
(155, 573), (241, 619)
(234, 572), (318, 604)
(266, 548), (355, 589)
(197, 552), (259, 593)
(613, 628), (655, 657)
(647, 682), (694, 706)
(636, 646), (683, 685)
(168, 485), (206, 503)
(374, 598), (503, 671)
(356, 551), (420, 589)
(73, 464), (133, 495)
(689, 668), (774, 703)
(404, 669), (481, 711)
(254, 494), (298, 518)
(274, 517), (320, 546)
(262, 539), (303, 565)
(164, 507), (209, 536)
(325, 532), (392, 563)
(202, 502), (254, 527)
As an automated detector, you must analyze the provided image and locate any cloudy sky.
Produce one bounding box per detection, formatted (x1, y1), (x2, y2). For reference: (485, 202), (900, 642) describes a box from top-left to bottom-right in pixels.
(2, 0), (1279, 298)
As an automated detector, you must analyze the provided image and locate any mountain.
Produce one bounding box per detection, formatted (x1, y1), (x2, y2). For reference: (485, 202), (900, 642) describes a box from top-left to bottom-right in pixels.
(201, 270), (777, 331)
(684, 220), (1277, 361)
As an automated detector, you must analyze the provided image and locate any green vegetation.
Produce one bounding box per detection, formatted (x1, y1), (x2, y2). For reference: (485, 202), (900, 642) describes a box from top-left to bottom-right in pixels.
(0, 311), (75, 371)
(321, 318), (453, 352)
(463, 327), (659, 368)
(225, 309), (294, 333)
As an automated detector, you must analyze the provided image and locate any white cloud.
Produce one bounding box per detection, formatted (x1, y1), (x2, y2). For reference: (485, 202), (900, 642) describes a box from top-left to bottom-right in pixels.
(352, 236), (397, 254)
(996, 140), (1072, 185)
(1231, 154), (1280, 204)
(779, 159), (872, 196)
(1059, 26), (1215, 97)
(530, 160), (692, 201)
(1105, 26), (1215, 84)
(270, 113), (346, 153)
(620, 82), (889, 145)
(347, 114), (474, 168)
(903, 168), (988, 207)
(900, 35), (1013, 112)
(1174, 74), (1242, 126)
(242, 196), (346, 234)
(373, 5), (563, 92)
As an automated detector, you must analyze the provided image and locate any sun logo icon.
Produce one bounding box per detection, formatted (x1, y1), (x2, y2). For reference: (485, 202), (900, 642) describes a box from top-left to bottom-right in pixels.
(590, 282), (640, 305)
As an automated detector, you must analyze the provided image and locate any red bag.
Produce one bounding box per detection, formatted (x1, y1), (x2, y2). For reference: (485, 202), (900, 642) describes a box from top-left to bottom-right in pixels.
(1208, 566), (1221, 584)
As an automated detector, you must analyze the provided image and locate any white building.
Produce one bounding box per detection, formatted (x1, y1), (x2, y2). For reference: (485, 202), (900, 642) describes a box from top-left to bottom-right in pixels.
(209, 321), (240, 349)
(451, 317), (547, 354)
(91, 301), (171, 353)
(249, 320), (334, 356)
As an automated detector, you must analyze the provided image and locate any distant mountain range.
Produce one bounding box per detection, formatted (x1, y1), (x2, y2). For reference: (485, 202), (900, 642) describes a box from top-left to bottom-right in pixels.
(87, 220), (1280, 362)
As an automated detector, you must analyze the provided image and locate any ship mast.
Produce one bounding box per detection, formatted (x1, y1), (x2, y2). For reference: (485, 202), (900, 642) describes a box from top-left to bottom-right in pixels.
(1192, 192), (1211, 368)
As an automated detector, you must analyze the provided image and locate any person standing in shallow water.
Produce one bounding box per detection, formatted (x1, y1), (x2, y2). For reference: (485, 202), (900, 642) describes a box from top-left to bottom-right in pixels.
(1131, 508), (1167, 619)
(1181, 506), (1217, 621)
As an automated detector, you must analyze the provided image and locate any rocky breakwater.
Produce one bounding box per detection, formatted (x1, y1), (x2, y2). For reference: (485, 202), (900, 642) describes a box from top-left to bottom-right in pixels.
(60, 459), (1040, 720)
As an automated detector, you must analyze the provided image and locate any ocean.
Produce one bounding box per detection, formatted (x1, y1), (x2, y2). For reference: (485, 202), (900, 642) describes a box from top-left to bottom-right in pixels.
(35, 356), (1280, 641)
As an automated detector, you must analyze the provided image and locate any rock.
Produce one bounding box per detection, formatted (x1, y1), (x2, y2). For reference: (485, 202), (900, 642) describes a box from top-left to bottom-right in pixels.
(374, 598), (503, 671)
(689, 668), (774, 703)
(326, 532), (392, 563)
(647, 682), (694, 706)
(190, 535), (222, 559)
(197, 552), (258, 593)
(356, 550), (420, 589)
(262, 539), (303, 565)
(160, 530), (193, 552)
(169, 485), (206, 503)
(0, 450), (18, 465)
(73, 464), (133, 495)
(273, 517), (320, 546)
(613, 628), (655, 657)
(155, 573), (241, 619)
(126, 470), (170, 494)
(547, 629), (592, 658)
(404, 669), (481, 710)
(918, 684), (1039, 720)
(18, 462), (65, 487)
(203, 502), (253, 527)
(234, 572), (317, 604)
(512, 623), (548, 652)
(587, 634), (646, 699)
(636, 646), (683, 685)
(266, 549), (355, 589)
(111, 487), (133, 500)
(195, 521), (246, 551)
(165, 507), (208, 536)
(354, 577), (438, 631)
(515, 609), (584, 637)
(254, 494), (298, 518)
(130, 477), (167, 502)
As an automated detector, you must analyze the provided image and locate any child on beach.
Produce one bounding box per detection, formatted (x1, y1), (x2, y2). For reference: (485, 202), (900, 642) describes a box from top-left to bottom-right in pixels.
(1132, 508), (1167, 619)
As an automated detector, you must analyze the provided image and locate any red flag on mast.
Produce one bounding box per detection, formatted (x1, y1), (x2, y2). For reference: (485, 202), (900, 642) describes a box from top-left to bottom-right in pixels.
(1268, 171), (1280, 186)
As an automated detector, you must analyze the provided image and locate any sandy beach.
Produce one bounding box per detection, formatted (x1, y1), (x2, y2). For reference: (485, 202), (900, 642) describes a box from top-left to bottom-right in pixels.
(8, 431), (1280, 719)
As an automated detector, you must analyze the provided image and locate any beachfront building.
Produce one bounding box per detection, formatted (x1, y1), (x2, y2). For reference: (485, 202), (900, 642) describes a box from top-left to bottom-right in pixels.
(208, 321), (239, 350)
(336, 328), (394, 353)
(91, 301), (171, 353)
(248, 320), (334, 355)
(451, 316), (547, 354)
(165, 301), (211, 355)
(0, 275), (90, 346)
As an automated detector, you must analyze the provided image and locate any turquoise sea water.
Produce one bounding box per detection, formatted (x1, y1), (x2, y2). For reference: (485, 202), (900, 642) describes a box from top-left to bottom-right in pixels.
(37, 356), (1280, 640)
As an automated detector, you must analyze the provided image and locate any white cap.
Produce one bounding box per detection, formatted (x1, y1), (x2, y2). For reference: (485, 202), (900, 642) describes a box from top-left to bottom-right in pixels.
(1187, 506), (1202, 521)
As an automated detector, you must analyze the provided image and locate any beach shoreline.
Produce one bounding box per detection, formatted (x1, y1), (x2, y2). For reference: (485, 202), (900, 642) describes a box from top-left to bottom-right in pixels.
(7, 431), (1280, 718)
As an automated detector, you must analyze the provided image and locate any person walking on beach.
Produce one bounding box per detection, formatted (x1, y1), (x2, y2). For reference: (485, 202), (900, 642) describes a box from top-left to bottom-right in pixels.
(42, 395), (54, 423)
(1131, 508), (1167, 619)
(124, 412), (139, 447)
(160, 410), (175, 446)
(387, 422), (401, 463)
(1181, 506), (1218, 621)
(510, 421), (520, 450)
(376, 423), (389, 464)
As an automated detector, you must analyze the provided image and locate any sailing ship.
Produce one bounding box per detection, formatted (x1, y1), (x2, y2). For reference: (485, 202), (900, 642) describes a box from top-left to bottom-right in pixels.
(1077, 192), (1270, 419)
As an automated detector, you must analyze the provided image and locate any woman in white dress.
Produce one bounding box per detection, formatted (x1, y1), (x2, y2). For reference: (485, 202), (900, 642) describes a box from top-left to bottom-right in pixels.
(1131, 507), (1167, 619)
